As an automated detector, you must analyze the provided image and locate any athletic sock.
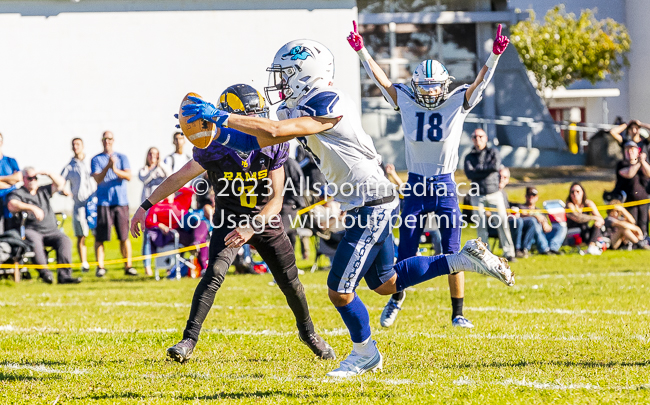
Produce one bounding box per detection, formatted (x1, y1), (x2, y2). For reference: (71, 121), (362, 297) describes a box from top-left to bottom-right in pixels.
(394, 255), (451, 292)
(336, 294), (371, 344)
(451, 297), (464, 319)
(391, 291), (405, 302)
(352, 336), (376, 357)
(446, 252), (473, 274)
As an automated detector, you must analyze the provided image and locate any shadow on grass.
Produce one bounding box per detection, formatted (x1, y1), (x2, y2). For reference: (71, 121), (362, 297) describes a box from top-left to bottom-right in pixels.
(448, 359), (650, 368)
(85, 390), (337, 401)
(0, 360), (69, 367)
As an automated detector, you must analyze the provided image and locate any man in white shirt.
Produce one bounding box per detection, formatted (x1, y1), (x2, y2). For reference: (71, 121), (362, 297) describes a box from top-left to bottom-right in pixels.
(61, 138), (95, 272)
(164, 132), (192, 174)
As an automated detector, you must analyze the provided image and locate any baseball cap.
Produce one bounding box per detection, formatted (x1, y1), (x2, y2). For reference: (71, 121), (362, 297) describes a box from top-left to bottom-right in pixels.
(526, 187), (538, 196)
(623, 140), (639, 149)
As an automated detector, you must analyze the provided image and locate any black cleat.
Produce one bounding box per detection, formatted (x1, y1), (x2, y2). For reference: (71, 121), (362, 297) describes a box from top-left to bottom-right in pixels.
(167, 338), (196, 363)
(299, 332), (336, 360)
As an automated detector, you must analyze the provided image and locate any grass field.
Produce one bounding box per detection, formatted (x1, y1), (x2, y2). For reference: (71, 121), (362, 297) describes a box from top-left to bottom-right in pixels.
(2, 180), (650, 403)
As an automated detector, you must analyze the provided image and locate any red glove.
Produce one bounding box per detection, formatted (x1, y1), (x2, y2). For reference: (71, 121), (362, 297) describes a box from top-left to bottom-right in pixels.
(347, 20), (364, 51)
(492, 24), (510, 55)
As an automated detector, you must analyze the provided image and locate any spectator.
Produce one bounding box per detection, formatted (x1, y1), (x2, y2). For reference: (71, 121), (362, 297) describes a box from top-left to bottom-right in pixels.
(609, 120), (650, 160)
(614, 141), (650, 242)
(61, 138), (95, 273)
(91, 131), (136, 277)
(0, 132), (22, 233)
(7, 167), (81, 284)
(517, 187), (555, 255)
(566, 182), (605, 255)
(139, 147), (172, 202)
(139, 147), (172, 276)
(280, 156), (306, 249)
(464, 128), (515, 260)
(605, 200), (648, 250)
(164, 132), (192, 174)
(497, 167), (535, 258)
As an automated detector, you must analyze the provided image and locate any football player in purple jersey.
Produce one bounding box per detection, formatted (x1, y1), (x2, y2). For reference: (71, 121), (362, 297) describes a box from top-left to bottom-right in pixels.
(130, 84), (335, 363)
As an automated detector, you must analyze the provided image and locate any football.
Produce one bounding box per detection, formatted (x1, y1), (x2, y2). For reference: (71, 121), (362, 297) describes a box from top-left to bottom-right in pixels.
(178, 92), (216, 149)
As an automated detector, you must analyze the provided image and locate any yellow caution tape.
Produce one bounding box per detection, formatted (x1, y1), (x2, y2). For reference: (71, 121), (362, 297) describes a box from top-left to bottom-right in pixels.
(7, 198), (648, 270)
(0, 242), (209, 270)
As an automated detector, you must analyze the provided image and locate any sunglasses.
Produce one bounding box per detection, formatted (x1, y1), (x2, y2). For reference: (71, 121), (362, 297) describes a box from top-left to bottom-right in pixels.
(27, 175), (38, 181)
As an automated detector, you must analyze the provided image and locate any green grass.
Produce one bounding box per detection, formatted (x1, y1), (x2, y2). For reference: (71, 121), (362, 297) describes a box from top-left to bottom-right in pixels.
(2, 181), (650, 403)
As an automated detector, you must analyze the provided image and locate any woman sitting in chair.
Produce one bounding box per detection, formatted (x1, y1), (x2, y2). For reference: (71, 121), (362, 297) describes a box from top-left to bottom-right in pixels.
(566, 182), (605, 255)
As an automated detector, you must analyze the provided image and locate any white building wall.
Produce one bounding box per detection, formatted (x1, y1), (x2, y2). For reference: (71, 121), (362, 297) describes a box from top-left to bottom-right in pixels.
(0, 0), (358, 208)
(626, 0), (650, 124)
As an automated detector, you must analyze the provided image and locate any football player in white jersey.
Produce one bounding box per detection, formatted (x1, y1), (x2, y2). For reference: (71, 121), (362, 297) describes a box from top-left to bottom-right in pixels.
(347, 22), (511, 330)
(181, 39), (514, 378)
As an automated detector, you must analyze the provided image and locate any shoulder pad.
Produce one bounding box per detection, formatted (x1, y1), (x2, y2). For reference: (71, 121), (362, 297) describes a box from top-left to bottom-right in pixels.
(394, 83), (415, 100)
(298, 90), (341, 118)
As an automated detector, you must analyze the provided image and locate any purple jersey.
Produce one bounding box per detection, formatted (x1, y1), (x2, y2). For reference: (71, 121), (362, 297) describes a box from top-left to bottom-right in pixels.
(193, 141), (289, 216)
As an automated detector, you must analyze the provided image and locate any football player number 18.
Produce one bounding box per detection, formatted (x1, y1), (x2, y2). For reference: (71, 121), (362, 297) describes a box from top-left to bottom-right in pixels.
(415, 112), (443, 142)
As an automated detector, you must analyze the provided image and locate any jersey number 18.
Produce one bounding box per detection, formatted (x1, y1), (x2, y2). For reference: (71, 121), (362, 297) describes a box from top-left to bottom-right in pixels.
(415, 112), (443, 142)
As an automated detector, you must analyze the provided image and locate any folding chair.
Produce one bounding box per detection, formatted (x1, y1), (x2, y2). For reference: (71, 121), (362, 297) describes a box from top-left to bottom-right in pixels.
(152, 229), (196, 281)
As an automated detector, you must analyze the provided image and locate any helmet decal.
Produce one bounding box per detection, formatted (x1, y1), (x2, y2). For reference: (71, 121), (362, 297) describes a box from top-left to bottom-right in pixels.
(265, 40), (335, 106)
(282, 46), (314, 61)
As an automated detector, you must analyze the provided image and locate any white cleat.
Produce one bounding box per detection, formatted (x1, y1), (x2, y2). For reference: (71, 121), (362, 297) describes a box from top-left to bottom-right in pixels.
(326, 341), (383, 378)
(380, 292), (406, 328)
(459, 238), (515, 286)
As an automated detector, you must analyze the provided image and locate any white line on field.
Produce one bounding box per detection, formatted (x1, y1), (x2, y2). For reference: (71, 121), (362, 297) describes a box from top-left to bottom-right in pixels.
(4, 301), (650, 316)
(453, 376), (602, 390)
(0, 362), (639, 391)
(1, 363), (87, 375)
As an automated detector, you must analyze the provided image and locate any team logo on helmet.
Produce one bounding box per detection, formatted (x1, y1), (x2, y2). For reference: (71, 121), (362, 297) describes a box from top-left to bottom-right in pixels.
(282, 46), (314, 61)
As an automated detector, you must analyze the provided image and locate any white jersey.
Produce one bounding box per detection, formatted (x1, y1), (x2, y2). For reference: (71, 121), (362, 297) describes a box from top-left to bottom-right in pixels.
(395, 83), (479, 177)
(277, 87), (394, 211)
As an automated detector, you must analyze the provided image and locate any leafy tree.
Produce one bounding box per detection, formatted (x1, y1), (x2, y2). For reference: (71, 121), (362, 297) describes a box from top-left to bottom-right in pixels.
(510, 5), (631, 97)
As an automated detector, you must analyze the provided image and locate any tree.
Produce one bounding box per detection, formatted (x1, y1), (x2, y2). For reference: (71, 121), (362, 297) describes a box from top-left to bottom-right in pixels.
(510, 5), (631, 97)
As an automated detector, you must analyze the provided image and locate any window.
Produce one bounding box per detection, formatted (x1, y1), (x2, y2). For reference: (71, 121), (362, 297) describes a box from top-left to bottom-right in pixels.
(357, 0), (476, 13)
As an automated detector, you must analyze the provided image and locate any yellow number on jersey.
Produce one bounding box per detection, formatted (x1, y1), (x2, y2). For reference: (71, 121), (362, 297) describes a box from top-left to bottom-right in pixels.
(239, 184), (257, 208)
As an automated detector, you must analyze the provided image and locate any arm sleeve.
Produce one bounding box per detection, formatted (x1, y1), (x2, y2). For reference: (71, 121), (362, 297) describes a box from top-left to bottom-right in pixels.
(10, 158), (19, 173)
(360, 60), (398, 110)
(270, 143), (290, 171)
(121, 154), (130, 170)
(214, 127), (261, 153)
(91, 157), (101, 174)
(61, 165), (70, 180)
(466, 64), (497, 110)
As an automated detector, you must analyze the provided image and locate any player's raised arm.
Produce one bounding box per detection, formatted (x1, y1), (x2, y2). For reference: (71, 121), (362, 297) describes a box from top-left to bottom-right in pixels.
(465, 24), (510, 108)
(347, 21), (398, 108)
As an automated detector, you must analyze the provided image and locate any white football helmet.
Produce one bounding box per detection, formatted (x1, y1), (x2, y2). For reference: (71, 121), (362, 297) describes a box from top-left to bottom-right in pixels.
(264, 39), (335, 107)
(411, 60), (454, 109)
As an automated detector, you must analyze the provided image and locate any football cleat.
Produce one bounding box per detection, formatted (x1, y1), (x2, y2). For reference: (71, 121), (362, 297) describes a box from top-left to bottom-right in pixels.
(459, 238), (515, 286)
(95, 267), (106, 278)
(452, 315), (474, 329)
(380, 292), (406, 328)
(167, 338), (196, 363)
(299, 332), (336, 360)
(326, 341), (382, 378)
